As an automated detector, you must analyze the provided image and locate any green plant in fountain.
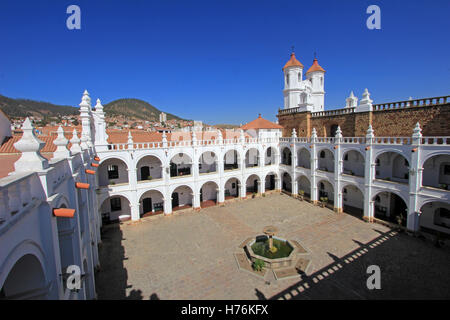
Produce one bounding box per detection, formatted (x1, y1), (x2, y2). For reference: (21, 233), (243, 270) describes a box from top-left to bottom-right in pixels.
(252, 259), (265, 272)
(147, 176), (153, 180)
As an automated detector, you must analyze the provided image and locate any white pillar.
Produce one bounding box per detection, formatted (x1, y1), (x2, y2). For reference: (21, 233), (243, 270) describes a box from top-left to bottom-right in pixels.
(334, 126), (343, 213)
(364, 125), (375, 222)
(407, 123), (422, 232)
(310, 128), (318, 203)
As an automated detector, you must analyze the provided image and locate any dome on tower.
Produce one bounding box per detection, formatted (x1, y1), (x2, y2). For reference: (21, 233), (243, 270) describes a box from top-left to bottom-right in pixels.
(282, 53), (304, 71)
(306, 58), (325, 74)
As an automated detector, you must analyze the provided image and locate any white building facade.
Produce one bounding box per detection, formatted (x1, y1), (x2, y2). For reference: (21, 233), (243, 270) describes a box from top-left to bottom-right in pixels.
(0, 94), (102, 300)
(1, 87), (449, 298)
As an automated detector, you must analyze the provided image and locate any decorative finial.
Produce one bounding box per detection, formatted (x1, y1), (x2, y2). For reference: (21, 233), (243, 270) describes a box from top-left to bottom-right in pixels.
(412, 122), (422, 138)
(12, 117), (49, 173)
(291, 45), (295, 54)
(53, 125), (71, 159)
(291, 128), (297, 138)
(334, 126), (343, 139)
(70, 129), (81, 153)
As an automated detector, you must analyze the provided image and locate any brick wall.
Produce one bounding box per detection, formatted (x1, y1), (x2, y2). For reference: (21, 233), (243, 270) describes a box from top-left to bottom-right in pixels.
(277, 103), (450, 137)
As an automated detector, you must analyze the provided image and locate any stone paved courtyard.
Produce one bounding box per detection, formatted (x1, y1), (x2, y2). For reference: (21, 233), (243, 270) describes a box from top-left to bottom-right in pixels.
(95, 193), (450, 300)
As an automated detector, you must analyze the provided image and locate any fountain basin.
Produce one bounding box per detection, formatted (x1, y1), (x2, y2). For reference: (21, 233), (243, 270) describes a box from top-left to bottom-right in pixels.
(245, 236), (297, 269)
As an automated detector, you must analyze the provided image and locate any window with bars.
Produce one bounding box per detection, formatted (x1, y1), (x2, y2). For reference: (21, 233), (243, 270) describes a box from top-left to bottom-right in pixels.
(107, 165), (119, 180)
(110, 198), (121, 212)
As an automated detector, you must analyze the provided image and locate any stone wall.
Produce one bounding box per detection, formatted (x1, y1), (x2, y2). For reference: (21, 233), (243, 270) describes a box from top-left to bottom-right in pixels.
(277, 103), (450, 137)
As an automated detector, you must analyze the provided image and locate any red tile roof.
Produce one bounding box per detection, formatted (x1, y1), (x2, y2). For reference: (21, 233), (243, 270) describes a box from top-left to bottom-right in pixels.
(306, 58), (325, 74)
(283, 53), (303, 70)
(240, 114), (283, 130)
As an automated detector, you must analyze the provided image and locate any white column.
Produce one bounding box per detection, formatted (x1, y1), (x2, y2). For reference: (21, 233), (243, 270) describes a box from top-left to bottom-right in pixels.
(193, 190), (200, 209)
(407, 123), (422, 232)
(364, 125), (375, 222)
(334, 126), (343, 213)
(127, 151), (139, 220)
(291, 129), (297, 196)
(310, 128), (318, 203)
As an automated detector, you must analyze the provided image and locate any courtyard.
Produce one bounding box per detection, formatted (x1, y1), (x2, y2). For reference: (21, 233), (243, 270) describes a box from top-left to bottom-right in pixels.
(95, 193), (450, 300)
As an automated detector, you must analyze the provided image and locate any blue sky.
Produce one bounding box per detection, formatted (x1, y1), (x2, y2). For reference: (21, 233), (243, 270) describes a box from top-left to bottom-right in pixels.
(0, 0), (449, 124)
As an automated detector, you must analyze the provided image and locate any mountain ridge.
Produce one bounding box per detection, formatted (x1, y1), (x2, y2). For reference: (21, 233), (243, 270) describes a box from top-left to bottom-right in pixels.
(0, 94), (188, 122)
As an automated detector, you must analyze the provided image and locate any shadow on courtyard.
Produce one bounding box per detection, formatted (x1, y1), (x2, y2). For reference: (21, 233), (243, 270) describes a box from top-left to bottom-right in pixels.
(257, 228), (450, 300)
(95, 223), (160, 300)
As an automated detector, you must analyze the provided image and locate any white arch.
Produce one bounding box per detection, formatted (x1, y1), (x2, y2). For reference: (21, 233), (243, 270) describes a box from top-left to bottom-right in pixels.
(169, 183), (194, 195)
(0, 240), (47, 290)
(342, 148), (365, 161)
(138, 188), (165, 202)
(371, 189), (409, 207)
(135, 153), (164, 167)
(263, 171), (279, 182)
(317, 147), (335, 158)
(198, 180), (219, 194)
(373, 148), (411, 164)
(420, 151), (450, 168)
(98, 192), (132, 209)
(341, 181), (364, 195)
(99, 154), (129, 166)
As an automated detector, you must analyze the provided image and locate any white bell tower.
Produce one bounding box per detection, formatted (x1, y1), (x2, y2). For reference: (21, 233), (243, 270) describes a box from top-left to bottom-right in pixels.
(282, 52), (304, 109)
(305, 57), (326, 112)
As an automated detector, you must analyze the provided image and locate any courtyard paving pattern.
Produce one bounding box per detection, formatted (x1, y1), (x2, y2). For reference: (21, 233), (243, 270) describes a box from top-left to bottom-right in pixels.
(96, 193), (450, 300)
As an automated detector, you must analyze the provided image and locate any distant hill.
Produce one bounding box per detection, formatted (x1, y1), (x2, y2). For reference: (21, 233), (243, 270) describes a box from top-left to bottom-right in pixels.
(104, 98), (185, 121)
(0, 94), (78, 118)
(0, 95), (187, 122)
(213, 124), (240, 129)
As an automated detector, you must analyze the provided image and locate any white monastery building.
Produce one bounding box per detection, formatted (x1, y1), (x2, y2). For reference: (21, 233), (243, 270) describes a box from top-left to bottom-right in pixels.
(0, 54), (449, 299)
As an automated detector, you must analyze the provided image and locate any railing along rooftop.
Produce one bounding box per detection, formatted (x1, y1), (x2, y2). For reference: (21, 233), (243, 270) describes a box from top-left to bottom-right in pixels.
(278, 95), (450, 116)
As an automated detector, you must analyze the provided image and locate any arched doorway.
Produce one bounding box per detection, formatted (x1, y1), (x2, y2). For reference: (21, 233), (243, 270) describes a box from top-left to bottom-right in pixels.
(100, 195), (131, 223)
(1, 254), (47, 299)
(171, 185), (193, 211)
(282, 172), (292, 193)
(224, 149), (239, 170)
(99, 158), (129, 186)
(422, 154), (450, 190)
(375, 152), (409, 183)
(139, 190), (164, 217)
(200, 181), (219, 208)
(136, 155), (162, 181)
(297, 148), (310, 168)
(246, 174), (260, 195)
(342, 150), (365, 176)
(297, 175), (311, 199)
(281, 147), (292, 166)
(342, 185), (364, 217)
(265, 173), (277, 191)
(224, 177), (240, 199)
(199, 152), (217, 174)
(170, 153), (192, 177)
(245, 148), (259, 168)
(318, 180), (334, 207)
(265, 147), (277, 166)
(419, 202), (450, 235)
(317, 149), (334, 172)
(373, 192), (407, 226)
